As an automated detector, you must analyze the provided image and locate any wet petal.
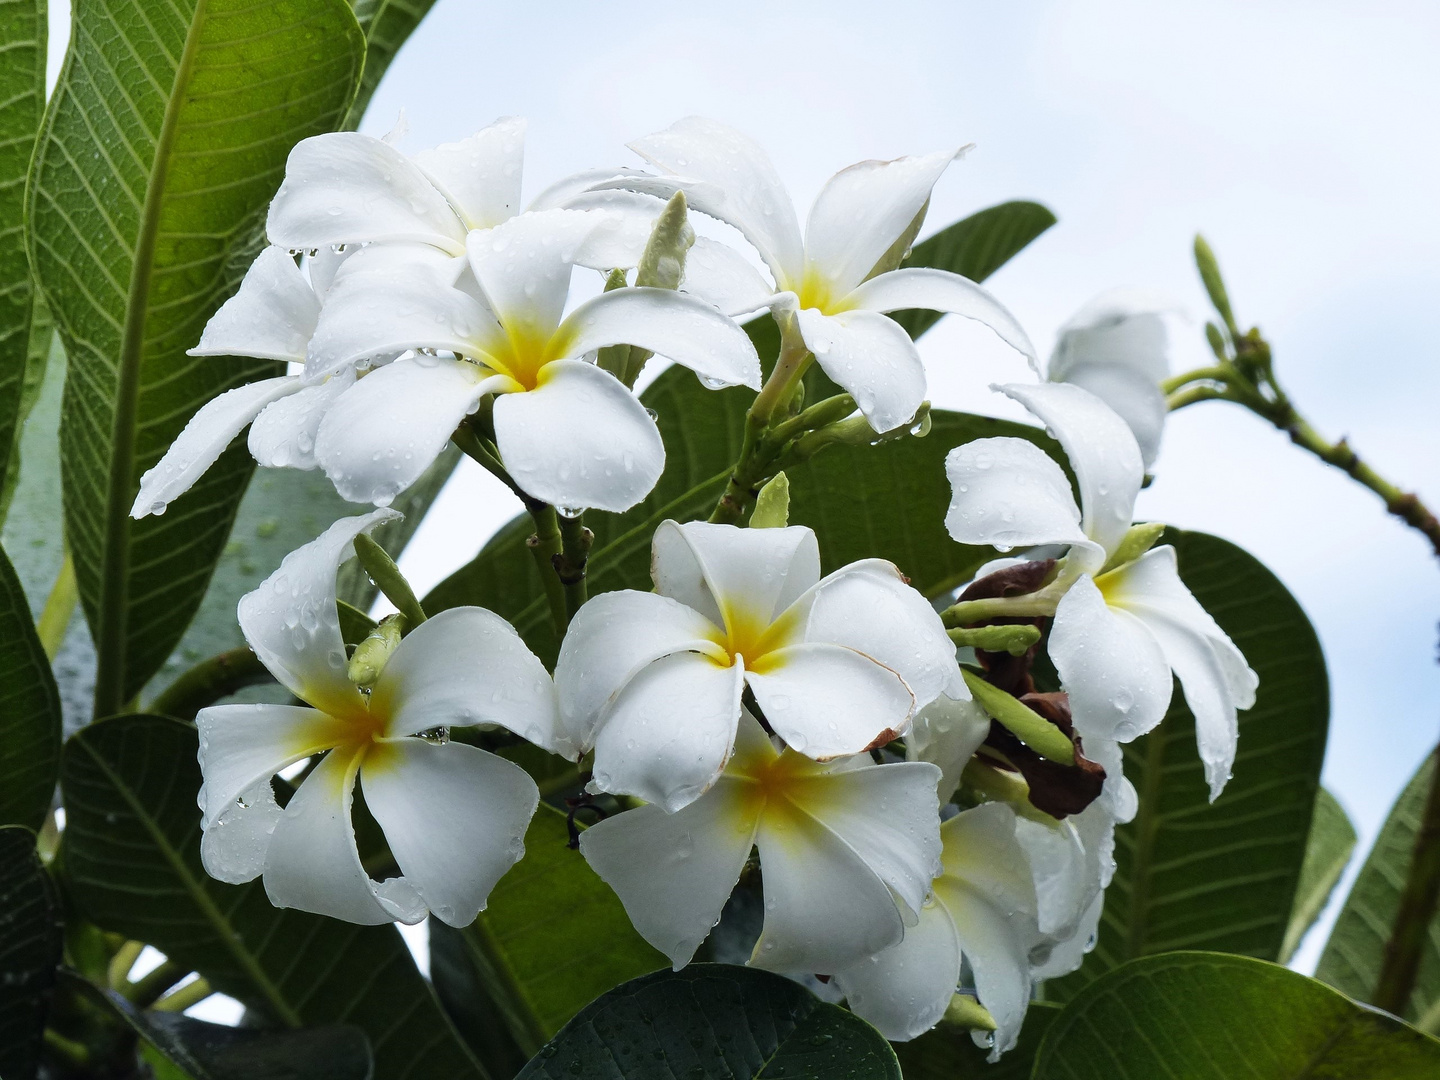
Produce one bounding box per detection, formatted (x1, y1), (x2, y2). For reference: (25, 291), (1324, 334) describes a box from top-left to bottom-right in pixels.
(413, 116), (526, 230)
(795, 307), (925, 433)
(833, 900), (962, 1041)
(196, 703), (342, 830)
(465, 209), (602, 337)
(191, 247), (318, 362)
(908, 693), (993, 803)
(651, 520), (820, 629)
(944, 436), (1088, 554)
(1051, 363), (1167, 472)
(682, 237), (778, 317)
(1048, 288), (1177, 388)
(248, 369), (354, 471)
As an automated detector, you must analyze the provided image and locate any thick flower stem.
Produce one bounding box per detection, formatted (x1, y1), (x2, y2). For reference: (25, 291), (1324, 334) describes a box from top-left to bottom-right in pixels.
(525, 503), (571, 638)
(124, 960), (191, 1007)
(148, 647), (273, 721)
(1373, 745), (1440, 1016)
(554, 513), (593, 619)
(153, 976), (212, 1013)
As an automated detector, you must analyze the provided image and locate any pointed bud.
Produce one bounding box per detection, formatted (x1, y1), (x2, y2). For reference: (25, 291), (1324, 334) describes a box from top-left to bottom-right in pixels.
(353, 533), (426, 628)
(1101, 521), (1167, 574)
(1193, 234), (1237, 334)
(750, 472), (790, 528)
(348, 614), (405, 688)
(943, 994), (998, 1032)
(961, 670), (1076, 766)
(636, 190), (694, 291)
(1204, 320), (1229, 361)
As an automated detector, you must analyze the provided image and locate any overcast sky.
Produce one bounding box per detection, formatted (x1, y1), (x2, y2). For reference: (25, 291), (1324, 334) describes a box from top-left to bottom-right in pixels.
(48, 0), (1440, 981)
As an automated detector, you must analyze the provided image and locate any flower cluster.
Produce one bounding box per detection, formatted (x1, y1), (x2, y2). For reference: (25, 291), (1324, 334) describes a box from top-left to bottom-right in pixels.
(178, 115), (1255, 1056)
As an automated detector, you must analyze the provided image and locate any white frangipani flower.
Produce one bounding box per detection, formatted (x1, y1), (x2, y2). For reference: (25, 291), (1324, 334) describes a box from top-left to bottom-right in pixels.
(196, 509), (567, 927)
(833, 802), (1038, 1057)
(945, 382), (1258, 799)
(131, 246), (361, 518)
(601, 117), (1037, 433)
(1048, 289), (1183, 470)
(303, 208), (761, 511)
(555, 520), (964, 811)
(580, 711), (943, 975)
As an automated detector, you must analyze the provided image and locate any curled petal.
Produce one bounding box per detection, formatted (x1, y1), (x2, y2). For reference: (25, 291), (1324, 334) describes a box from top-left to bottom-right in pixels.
(248, 369), (354, 471)
(683, 237), (778, 317)
(527, 166), (652, 212)
(362, 739), (538, 927)
(846, 268), (1037, 369)
(579, 775), (759, 969)
(191, 247), (318, 362)
(492, 359), (664, 512)
(1052, 363), (1167, 472)
(372, 607), (568, 755)
(1048, 575), (1172, 744)
(238, 508), (397, 717)
(804, 149), (959, 297)
(651, 520), (820, 629)
(794, 307), (925, 433)
(264, 748), (426, 925)
(413, 116), (526, 230)
(1049, 288), (1177, 387)
(315, 357), (506, 508)
(944, 437), (1088, 554)
(266, 132), (465, 254)
(591, 651), (744, 812)
(131, 376), (302, 518)
(833, 900), (962, 1042)
(556, 287), (762, 391)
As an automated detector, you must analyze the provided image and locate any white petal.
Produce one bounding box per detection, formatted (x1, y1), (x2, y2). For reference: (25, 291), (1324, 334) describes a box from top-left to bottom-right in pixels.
(247, 369), (354, 471)
(1048, 575), (1172, 744)
(788, 759), (944, 921)
(527, 166), (652, 212)
(1106, 547), (1257, 800)
(846, 268), (1037, 368)
(266, 132), (466, 254)
(131, 377), (303, 518)
(752, 793), (906, 974)
(1031, 891), (1103, 981)
(201, 777), (282, 886)
(908, 693), (993, 803)
(196, 703), (340, 829)
(591, 651), (744, 812)
(1048, 288), (1178, 387)
(556, 287), (762, 390)
(800, 558), (964, 707)
(998, 382), (1144, 557)
(682, 237), (779, 317)
(579, 774), (759, 968)
(264, 748), (426, 924)
(1012, 813), (1097, 940)
(191, 248), (318, 362)
(362, 739), (538, 927)
(651, 520), (820, 629)
(238, 508), (397, 716)
(555, 590), (724, 751)
(628, 117), (805, 288)
(304, 245), (352, 299)
(747, 643), (913, 759)
(413, 116), (526, 230)
(794, 307), (925, 433)
(833, 900), (962, 1041)
(944, 437), (1088, 554)
(465, 209), (600, 336)
(1053, 363), (1167, 472)
(804, 150), (958, 297)
(315, 357), (505, 508)
(492, 359), (664, 512)
(306, 244), (495, 379)
(371, 607), (568, 754)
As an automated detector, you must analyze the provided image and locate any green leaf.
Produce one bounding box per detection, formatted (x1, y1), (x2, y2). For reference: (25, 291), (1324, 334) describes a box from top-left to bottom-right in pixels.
(346, 0), (440, 129)
(0, 542), (61, 830)
(1033, 952), (1440, 1079)
(0, 0), (46, 521)
(1280, 786), (1357, 964)
(1318, 750), (1440, 1031)
(0, 294), (53, 523)
(893, 1002), (1059, 1080)
(1045, 530), (1329, 999)
(58, 714), (485, 1080)
(515, 965), (899, 1080)
(28, 0), (365, 716)
(431, 805), (665, 1062)
(0, 826), (62, 1080)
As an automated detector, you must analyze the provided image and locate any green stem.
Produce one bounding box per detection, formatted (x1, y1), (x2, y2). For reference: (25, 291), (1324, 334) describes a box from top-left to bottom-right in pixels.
(526, 503), (569, 637)
(1166, 385), (1239, 411)
(148, 647), (273, 721)
(37, 552), (77, 660)
(153, 976), (212, 1013)
(555, 513), (592, 618)
(1373, 744), (1440, 1015)
(107, 940), (144, 990)
(126, 960), (191, 1007)
(1159, 365), (1230, 394)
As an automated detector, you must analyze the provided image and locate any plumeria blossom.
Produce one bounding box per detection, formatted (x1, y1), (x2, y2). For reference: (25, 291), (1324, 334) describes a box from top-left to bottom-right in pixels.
(580, 711), (943, 975)
(302, 209), (761, 511)
(945, 382), (1258, 798)
(131, 246), (362, 518)
(1048, 289), (1183, 470)
(555, 520), (963, 812)
(599, 117), (1037, 432)
(196, 509), (567, 926)
(832, 802), (1039, 1056)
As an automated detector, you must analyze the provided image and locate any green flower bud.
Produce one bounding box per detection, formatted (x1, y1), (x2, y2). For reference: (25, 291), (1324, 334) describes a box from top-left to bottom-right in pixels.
(1194, 234), (1237, 334)
(944, 993), (998, 1032)
(947, 623), (1042, 656)
(353, 533), (426, 628)
(750, 472), (790, 528)
(636, 190), (695, 291)
(1101, 521), (1167, 574)
(348, 614), (405, 688)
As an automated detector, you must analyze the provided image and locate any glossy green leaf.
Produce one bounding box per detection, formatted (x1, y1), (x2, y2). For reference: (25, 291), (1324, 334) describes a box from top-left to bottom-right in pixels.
(0, 295), (53, 522)
(1280, 786), (1357, 964)
(346, 0), (440, 128)
(0, 542), (61, 829)
(0, 826), (62, 1080)
(1046, 530), (1329, 999)
(1318, 750), (1440, 1032)
(58, 714), (485, 1080)
(515, 965), (899, 1080)
(893, 1002), (1059, 1080)
(432, 805), (665, 1062)
(1033, 952), (1440, 1079)
(28, 0), (365, 715)
(0, 0), (46, 521)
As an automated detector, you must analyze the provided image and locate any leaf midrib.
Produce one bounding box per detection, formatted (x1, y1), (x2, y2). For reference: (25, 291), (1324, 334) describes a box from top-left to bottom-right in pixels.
(93, 0), (209, 717)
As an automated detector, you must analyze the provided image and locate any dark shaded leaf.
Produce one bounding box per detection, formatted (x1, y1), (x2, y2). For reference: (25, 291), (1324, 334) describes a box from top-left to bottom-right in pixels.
(0, 826), (62, 1080)
(0, 543), (61, 830)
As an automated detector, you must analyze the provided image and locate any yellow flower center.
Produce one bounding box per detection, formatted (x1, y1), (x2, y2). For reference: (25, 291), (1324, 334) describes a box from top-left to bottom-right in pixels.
(795, 268), (839, 314)
(705, 599), (802, 673)
(481, 321), (557, 392)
